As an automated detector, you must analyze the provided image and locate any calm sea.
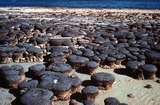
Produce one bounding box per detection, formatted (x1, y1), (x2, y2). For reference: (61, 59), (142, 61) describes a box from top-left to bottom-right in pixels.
(0, 0), (160, 9)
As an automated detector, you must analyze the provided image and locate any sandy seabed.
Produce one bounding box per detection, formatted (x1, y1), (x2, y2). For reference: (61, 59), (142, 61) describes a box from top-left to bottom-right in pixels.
(1, 62), (160, 105)
(0, 7), (160, 105)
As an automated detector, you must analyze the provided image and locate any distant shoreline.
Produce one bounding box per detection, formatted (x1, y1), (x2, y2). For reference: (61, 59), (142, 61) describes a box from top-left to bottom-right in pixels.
(0, 7), (160, 14)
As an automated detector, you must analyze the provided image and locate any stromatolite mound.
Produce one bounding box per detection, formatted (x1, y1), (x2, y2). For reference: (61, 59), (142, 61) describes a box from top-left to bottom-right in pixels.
(125, 61), (143, 79)
(50, 46), (71, 58)
(0, 45), (17, 63)
(9, 30), (26, 42)
(140, 64), (157, 79)
(20, 23), (34, 34)
(105, 57), (116, 68)
(137, 54), (146, 64)
(20, 88), (54, 105)
(125, 61), (143, 73)
(0, 29), (9, 36)
(47, 39), (58, 47)
(135, 31), (148, 39)
(81, 48), (95, 60)
(98, 53), (108, 65)
(91, 72), (115, 90)
(145, 51), (160, 64)
(15, 43), (44, 62)
(0, 65), (25, 88)
(47, 63), (72, 75)
(27, 46), (42, 55)
(27, 46), (44, 61)
(82, 86), (99, 101)
(10, 64), (25, 80)
(61, 30), (78, 37)
(70, 77), (82, 93)
(38, 71), (81, 100)
(35, 24), (48, 33)
(69, 99), (78, 105)
(50, 38), (73, 46)
(67, 54), (89, 69)
(73, 50), (83, 56)
(92, 55), (101, 64)
(0, 36), (18, 46)
(29, 64), (46, 78)
(13, 47), (26, 63)
(112, 53), (126, 65)
(18, 80), (39, 94)
(104, 97), (120, 105)
(153, 43), (160, 52)
(36, 36), (50, 45)
(83, 100), (95, 105)
(49, 57), (67, 63)
(86, 61), (99, 75)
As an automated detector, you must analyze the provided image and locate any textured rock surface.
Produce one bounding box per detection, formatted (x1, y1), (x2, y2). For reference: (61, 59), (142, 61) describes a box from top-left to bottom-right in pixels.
(0, 7), (160, 105)
(20, 88), (54, 105)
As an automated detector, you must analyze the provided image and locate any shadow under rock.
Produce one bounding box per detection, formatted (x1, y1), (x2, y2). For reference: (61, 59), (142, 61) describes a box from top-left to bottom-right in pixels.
(81, 80), (94, 87)
(43, 62), (50, 68)
(75, 66), (89, 74)
(70, 92), (84, 102)
(25, 71), (39, 79)
(114, 68), (129, 76)
(9, 89), (22, 105)
(0, 82), (11, 88)
(114, 68), (144, 80)
(9, 89), (20, 97)
(25, 71), (33, 78)
(155, 63), (160, 78)
(11, 97), (22, 105)
(43, 54), (50, 62)
(156, 70), (160, 78)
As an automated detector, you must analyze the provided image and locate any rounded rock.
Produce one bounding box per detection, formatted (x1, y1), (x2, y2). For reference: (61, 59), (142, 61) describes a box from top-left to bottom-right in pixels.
(61, 30), (78, 37)
(104, 97), (120, 105)
(73, 50), (83, 56)
(92, 55), (101, 64)
(82, 86), (99, 101)
(38, 71), (72, 100)
(18, 80), (39, 90)
(49, 57), (67, 63)
(47, 63), (72, 75)
(70, 77), (82, 93)
(20, 88), (54, 105)
(29, 64), (46, 78)
(84, 100), (95, 105)
(105, 57), (116, 68)
(67, 55), (89, 69)
(91, 72), (115, 90)
(0, 65), (25, 88)
(0, 29), (9, 36)
(86, 61), (99, 75)
(140, 64), (157, 79)
(69, 99), (78, 105)
(18, 80), (39, 94)
(126, 61), (143, 73)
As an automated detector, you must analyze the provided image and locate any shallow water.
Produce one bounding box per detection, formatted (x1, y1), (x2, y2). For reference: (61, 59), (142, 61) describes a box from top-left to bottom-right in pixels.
(0, 0), (160, 9)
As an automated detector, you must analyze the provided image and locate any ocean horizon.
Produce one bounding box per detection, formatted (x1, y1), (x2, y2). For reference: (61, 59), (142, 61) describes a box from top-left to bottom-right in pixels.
(0, 0), (160, 10)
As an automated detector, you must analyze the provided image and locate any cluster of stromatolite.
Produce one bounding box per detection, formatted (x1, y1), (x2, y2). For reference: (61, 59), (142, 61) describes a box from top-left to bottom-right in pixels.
(0, 8), (160, 105)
